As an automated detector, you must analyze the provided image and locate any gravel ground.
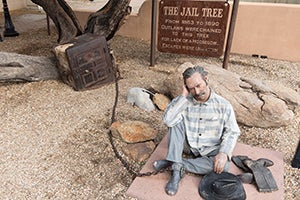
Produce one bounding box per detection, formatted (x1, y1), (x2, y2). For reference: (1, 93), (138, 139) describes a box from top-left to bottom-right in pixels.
(0, 9), (299, 200)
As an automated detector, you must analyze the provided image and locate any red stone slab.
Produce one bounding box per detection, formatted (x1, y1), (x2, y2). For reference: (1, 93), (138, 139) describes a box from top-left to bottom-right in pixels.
(126, 135), (284, 200)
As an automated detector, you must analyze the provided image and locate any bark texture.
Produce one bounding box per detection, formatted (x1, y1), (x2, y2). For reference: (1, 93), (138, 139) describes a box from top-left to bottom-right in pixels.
(0, 52), (59, 82)
(31, 0), (131, 43)
(31, 0), (83, 44)
(84, 0), (131, 41)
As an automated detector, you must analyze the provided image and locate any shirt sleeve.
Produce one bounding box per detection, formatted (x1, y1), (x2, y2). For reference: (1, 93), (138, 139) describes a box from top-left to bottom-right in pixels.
(219, 104), (241, 159)
(163, 95), (188, 127)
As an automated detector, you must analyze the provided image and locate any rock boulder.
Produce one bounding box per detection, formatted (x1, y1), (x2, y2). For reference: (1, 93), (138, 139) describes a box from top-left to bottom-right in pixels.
(164, 62), (300, 128)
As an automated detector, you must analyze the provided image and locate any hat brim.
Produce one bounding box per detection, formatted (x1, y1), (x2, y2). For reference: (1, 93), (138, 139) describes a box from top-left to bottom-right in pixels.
(199, 172), (246, 200)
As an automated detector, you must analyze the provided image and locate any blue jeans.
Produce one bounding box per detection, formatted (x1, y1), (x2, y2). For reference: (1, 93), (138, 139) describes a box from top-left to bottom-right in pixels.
(165, 120), (230, 174)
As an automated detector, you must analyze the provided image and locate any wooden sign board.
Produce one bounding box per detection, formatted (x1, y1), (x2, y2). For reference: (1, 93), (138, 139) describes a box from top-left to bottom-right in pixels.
(158, 0), (229, 57)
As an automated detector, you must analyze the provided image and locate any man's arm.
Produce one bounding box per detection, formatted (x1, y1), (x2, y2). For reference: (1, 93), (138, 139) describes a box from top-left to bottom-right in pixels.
(215, 104), (240, 173)
(219, 104), (240, 158)
(163, 95), (188, 127)
(163, 84), (189, 127)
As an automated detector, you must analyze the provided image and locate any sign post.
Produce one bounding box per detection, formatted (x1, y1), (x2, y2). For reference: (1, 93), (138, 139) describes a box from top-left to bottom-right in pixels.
(222, 0), (239, 69)
(150, 0), (158, 66)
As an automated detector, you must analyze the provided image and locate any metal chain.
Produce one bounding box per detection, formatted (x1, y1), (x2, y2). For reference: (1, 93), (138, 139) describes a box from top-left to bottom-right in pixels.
(107, 54), (169, 179)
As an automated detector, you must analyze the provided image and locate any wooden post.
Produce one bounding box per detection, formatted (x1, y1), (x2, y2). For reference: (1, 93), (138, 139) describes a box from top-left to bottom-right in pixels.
(222, 0), (239, 69)
(150, 0), (157, 66)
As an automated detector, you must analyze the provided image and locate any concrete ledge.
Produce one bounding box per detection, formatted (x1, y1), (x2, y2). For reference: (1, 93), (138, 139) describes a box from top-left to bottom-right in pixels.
(126, 136), (284, 200)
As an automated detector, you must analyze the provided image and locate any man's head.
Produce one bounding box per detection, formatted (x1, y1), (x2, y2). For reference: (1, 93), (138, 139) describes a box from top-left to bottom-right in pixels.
(182, 66), (210, 102)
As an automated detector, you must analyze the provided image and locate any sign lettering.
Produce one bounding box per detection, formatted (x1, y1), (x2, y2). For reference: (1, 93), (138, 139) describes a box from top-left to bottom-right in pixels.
(158, 0), (229, 57)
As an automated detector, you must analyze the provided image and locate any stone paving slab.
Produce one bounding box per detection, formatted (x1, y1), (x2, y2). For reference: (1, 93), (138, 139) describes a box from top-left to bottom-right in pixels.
(126, 135), (284, 200)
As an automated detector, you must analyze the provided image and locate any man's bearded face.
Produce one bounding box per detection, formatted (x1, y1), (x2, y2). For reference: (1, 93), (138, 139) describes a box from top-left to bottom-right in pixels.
(185, 72), (209, 102)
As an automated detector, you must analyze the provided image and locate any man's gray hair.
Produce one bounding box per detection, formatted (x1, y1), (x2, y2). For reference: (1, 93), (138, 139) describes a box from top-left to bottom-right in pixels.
(182, 65), (208, 81)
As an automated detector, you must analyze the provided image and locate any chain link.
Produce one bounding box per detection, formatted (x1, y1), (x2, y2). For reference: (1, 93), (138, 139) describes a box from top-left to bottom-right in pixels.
(107, 55), (168, 178)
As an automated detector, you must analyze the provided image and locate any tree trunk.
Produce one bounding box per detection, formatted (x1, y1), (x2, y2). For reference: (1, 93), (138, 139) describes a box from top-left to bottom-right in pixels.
(84, 0), (131, 41)
(31, 0), (83, 44)
(0, 52), (59, 82)
(31, 0), (131, 43)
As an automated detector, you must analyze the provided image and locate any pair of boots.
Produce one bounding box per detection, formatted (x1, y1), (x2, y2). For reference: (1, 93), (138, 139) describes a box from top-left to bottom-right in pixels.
(232, 155), (278, 192)
(153, 160), (185, 196)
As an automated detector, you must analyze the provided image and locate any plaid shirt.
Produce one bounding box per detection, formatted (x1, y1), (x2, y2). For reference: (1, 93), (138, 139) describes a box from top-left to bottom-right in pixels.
(163, 90), (240, 158)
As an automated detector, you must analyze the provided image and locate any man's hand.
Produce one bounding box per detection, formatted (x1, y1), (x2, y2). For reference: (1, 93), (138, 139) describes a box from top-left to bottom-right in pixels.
(182, 83), (189, 97)
(214, 152), (228, 174)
